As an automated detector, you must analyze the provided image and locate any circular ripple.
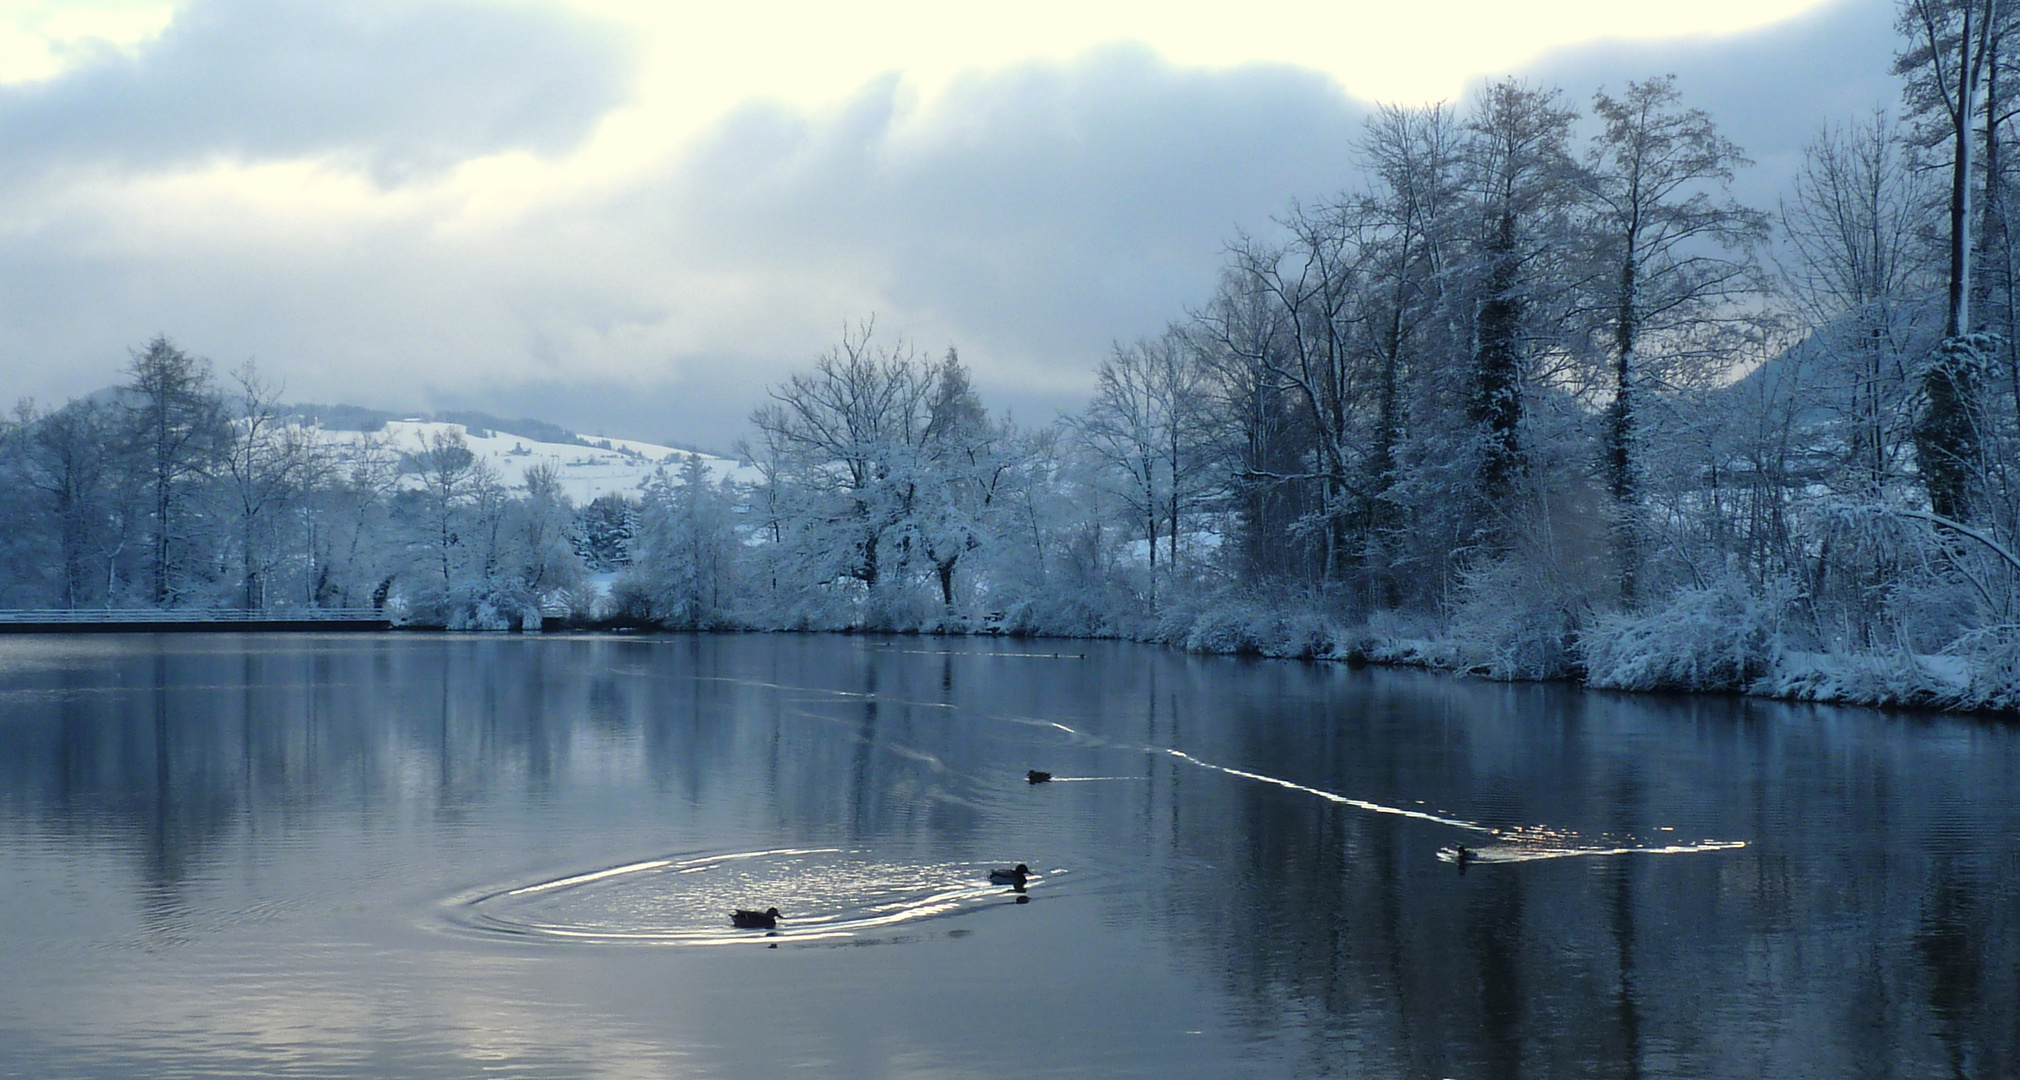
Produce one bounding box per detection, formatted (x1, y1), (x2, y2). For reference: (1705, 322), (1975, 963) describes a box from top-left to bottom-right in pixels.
(448, 848), (1049, 946)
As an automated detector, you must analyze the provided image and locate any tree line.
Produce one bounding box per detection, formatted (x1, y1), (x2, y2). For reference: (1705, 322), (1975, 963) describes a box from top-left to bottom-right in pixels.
(2, 0), (2016, 709)
(0, 339), (589, 627)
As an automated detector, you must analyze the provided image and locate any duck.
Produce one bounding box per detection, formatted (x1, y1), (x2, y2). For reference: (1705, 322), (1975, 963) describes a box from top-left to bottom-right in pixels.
(730, 907), (782, 930)
(1026, 770), (1053, 784)
(988, 863), (1030, 888)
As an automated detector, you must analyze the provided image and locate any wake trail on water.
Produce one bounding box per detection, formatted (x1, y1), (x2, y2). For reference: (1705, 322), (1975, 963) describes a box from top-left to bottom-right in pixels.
(1031, 718), (1746, 863)
(611, 672), (1747, 865)
(1158, 748), (1498, 834)
(1438, 840), (1749, 864)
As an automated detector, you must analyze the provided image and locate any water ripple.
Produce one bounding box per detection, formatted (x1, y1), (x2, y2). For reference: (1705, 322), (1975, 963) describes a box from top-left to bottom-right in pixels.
(447, 848), (1058, 946)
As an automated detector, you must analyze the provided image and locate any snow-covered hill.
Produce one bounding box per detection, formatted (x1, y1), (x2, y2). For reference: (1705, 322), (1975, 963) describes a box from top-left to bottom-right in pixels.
(319, 420), (758, 505)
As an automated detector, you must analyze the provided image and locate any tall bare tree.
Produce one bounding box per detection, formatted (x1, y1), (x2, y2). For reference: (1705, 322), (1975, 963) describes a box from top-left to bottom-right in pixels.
(20, 399), (124, 608)
(221, 363), (320, 608)
(1780, 112), (1939, 492)
(123, 336), (225, 606)
(1583, 75), (1769, 598)
(749, 320), (932, 594)
(1073, 330), (1210, 592)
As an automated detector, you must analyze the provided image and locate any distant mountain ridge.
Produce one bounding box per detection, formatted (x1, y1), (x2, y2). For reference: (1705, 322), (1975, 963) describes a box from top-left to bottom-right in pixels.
(283, 402), (696, 452)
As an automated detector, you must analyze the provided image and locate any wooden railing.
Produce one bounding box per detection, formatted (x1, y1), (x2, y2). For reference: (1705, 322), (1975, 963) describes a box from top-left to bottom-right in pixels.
(0, 607), (389, 628)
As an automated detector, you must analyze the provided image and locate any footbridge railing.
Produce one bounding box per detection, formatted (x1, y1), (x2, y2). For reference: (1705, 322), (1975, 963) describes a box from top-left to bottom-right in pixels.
(0, 607), (391, 631)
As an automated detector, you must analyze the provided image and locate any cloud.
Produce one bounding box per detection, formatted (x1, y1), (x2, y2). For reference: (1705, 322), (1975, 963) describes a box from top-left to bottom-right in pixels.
(641, 47), (1366, 413)
(1523, 0), (1899, 205)
(0, 0), (1922, 455)
(0, 0), (635, 183)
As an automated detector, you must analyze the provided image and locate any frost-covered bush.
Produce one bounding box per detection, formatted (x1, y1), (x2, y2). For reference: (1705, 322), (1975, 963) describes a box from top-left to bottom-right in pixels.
(395, 583), (542, 630)
(1176, 604), (1269, 655)
(1445, 558), (1587, 680)
(991, 589), (1115, 637)
(1580, 575), (1792, 692)
(1159, 595), (1345, 660)
(1955, 627), (2020, 712)
(1753, 649), (1968, 708)
(1356, 609), (1443, 665)
(1734, 618), (2018, 713)
(1273, 610), (1342, 660)
(858, 581), (941, 632)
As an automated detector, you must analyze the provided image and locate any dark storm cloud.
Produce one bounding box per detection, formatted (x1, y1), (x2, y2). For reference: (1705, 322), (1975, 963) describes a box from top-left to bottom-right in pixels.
(0, 0), (1927, 454)
(665, 45), (1368, 371)
(1524, 0), (1899, 204)
(415, 12), (1913, 447)
(0, 0), (635, 182)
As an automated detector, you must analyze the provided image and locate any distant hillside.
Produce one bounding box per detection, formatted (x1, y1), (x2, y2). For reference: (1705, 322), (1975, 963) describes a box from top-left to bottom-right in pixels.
(284, 403), (731, 462)
(286, 403), (582, 447)
(51, 383), (755, 503)
(319, 419), (757, 505)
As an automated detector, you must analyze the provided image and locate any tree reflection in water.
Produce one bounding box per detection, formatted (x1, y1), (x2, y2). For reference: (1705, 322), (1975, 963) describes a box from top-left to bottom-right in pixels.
(0, 633), (2015, 1078)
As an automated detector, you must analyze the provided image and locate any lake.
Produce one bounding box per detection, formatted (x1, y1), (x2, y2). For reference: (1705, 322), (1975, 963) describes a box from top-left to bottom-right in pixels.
(0, 632), (2015, 1078)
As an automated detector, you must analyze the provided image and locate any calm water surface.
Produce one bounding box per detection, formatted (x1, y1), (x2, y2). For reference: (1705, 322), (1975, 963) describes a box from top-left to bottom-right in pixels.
(0, 633), (2015, 1078)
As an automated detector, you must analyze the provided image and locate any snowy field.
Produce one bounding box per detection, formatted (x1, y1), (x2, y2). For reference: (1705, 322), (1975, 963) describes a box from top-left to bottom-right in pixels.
(319, 420), (760, 504)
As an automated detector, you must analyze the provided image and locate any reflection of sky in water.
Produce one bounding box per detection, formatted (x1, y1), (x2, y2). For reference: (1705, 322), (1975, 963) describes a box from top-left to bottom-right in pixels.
(0, 632), (2015, 1079)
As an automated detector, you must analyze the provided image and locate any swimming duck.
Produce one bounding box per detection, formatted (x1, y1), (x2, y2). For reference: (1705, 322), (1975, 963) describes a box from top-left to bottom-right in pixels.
(988, 863), (1030, 888)
(1026, 770), (1053, 784)
(730, 907), (782, 929)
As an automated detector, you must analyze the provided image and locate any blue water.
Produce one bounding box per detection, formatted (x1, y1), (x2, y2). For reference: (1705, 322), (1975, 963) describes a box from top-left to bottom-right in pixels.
(0, 633), (2014, 1078)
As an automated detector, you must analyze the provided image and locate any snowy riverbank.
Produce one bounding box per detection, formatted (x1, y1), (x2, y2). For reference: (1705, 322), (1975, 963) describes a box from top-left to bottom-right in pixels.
(499, 588), (2020, 717)
(1139, 590), (2020, 716)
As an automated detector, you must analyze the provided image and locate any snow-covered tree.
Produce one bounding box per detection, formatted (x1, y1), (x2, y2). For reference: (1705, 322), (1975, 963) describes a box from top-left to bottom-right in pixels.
(574, 492), (638, 573)
(509, 461), (583, 599)
(1072, 330), (1214, 605)
(1461, 81), (1580, 536)
(220, 362), (323, 608)
(623, 454), (742, 627)
(747, 321), (936, 623)
(123, 336), (227, 606)
(14, 399), (128, 609)
(1580, 75), (1768, 599)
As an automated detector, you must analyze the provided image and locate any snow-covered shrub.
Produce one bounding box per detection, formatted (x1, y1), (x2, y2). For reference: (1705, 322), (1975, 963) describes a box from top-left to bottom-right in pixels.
(1178, 604), (1269, 655)
(990, 589), (1113, 637)
(1445, 558), (1588, 680)
(1753, 648), (1968, 709)
(1950, 625), (2020, 712)
(396, 582), (542, 630)
(1273, 610), (1342, 660)
(858, 581), (940, 632)
(1158, 594), (1345, 660)
(1580, 575), (1792, 691)
(1356, 609), (1443, 666)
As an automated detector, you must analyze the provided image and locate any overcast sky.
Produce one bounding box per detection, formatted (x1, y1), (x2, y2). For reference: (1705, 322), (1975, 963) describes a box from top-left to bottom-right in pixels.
(0, 0), (1901, 450)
